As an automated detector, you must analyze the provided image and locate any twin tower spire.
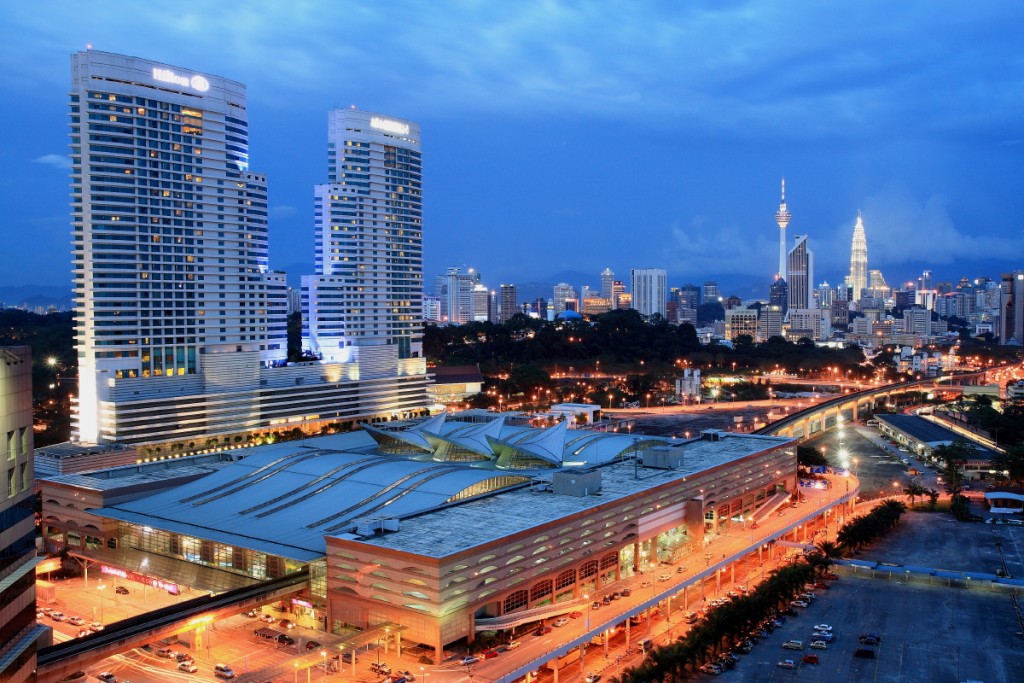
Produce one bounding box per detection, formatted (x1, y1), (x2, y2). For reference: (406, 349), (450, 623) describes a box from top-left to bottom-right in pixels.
(771, 179), (868, 302)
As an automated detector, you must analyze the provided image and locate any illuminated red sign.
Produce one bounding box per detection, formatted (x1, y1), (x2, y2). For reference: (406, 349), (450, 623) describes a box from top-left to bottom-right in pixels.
(101, 564), (180, 595)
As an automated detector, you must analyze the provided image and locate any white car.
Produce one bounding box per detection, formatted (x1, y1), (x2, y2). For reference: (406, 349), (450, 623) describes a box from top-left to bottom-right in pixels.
(812, 631), (834, 642)
(657, 574), (671, 582)
(553, 617), (570, 627)
(813, 624), (832, 632)
(781, 640), (803, 650)
(810, 640), (828, 650)
(791, 600), (809, 608)
(777, 659), (796, 669)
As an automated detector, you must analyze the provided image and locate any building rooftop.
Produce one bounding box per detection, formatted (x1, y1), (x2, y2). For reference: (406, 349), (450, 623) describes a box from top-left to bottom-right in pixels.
(874, 413), (997, 458)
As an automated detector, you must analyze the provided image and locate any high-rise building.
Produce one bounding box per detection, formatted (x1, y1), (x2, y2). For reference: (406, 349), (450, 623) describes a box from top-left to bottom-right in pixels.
(769, 278), (789, 315)
(0, 347), (43, 683)
(630, 268), (667, 319)
(552, 283), (576, 315)
(498, 284), (518, 323)
(432, 267), (477, 324)
(471, 283), (489, 322)
(600, 268), (615, 300)
(725, 308), (759, 341)
(786, 234), (813, 310)
(848, 211), (868, 303)
(774, 178), (791, 280)
(999, 271), (1024, 345)
(71, 51), (288, 443)
(868, 269), (891, 300)
(702, 281), (720, 305)
(612, 281), (628, 309)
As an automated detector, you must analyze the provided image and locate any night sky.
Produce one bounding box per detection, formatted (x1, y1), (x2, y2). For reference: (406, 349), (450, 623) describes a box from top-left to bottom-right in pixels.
(2, 1), (1022, 297)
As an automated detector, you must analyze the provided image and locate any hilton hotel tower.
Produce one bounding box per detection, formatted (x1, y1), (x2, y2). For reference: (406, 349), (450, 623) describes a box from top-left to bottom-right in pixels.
(71, 51), (427, 445)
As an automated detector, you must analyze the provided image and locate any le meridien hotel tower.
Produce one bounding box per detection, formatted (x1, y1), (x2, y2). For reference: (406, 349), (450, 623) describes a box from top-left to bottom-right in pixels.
(71, 52), (426, 445)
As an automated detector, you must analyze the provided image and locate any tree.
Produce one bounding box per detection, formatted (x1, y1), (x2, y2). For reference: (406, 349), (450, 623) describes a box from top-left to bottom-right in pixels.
(992, 445), (1024, 486)
(902, 482), (928, 507)
(932, 440), (978, 496)
(797, 445), (828, 467)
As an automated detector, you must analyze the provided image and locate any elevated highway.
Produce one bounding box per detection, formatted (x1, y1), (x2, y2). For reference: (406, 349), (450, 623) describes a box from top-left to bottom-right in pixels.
(36, 569), (308, 681)
(754, 370), (992, 441)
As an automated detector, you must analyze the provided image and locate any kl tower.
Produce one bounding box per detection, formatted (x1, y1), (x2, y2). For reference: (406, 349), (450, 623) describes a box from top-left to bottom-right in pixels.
(774, 178), (791, 280)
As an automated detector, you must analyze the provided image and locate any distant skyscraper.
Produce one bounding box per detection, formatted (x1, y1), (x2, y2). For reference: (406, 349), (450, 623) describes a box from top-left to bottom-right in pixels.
(0, 347), (43, 683)
(631, 268), (667, 319)
(999, 271), (1024, 345)
(600, 268), (615, 300)
(774, 178), (792, 280)
(71, 50), (288, 443)
(786, 234), (813, 310)
(498, 284), (518, 323)
(769, 278), (788, 315)
(918, 269), (933, 292)
(848, 211), (868, 303)
(435, 267), (477, 324)
(702, 281), (720, 305)
(553, 283), (576, 314)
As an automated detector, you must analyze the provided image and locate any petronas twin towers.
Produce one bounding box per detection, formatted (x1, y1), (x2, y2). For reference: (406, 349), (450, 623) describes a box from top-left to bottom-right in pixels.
(771, 179), (868, 304)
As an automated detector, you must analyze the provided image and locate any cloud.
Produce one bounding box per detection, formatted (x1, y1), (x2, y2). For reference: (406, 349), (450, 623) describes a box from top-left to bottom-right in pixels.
(34, 154), (71, 170)
(663, 215), (778, 281)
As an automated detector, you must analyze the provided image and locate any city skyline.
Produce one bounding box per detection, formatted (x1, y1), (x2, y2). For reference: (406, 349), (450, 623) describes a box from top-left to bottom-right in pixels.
(3, 2), (1024, 293)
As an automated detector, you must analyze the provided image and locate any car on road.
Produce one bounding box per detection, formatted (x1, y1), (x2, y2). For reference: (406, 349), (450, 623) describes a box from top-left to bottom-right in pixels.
(657, 573), (671, 582)
(533, 626), (552, 636)
(480, 649), (500, 659)
(97, 674), (117, 683)
(278, 619), (296, 629)
(813, 624), (832, 632)
(809, 640), (828, 650)
(791, 600), (809, 608)
(67, 616), (86, 626)
(243, 609), (258, 617)
(155, 648), (175, 659)
(639, 579), (653, 587)
(591, 601), (601, 610)
(88, 622), (104, 632)
(258, 614), (275, 623)
(620, 588), (631, 597)
(676, 565), (686, 573)
(305, 641), (321, 651)
(276, 634), (295, 646)
(76, 629), (91, 638)
(585, 674), (601, 683)
(461, 656), (479, 666)
(214, 662), (236, 678)
(569, 611), (582, 618)
(115, 586), (129, 595)
(179, 662), (199, 673)
(553, 617), (570, 627)
(508, 640), (522, 649)
(782, 640), (804, 650)
(777, 659), (796, 669)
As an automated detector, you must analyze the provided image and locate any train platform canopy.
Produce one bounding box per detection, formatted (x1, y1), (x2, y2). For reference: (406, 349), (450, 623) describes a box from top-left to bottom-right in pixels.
(873, 414), (998, 459)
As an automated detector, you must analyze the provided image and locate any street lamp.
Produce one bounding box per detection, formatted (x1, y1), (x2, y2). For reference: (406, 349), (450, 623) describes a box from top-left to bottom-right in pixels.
(97, 583), (106, 623)
(607, 393), (613, 410)
(321, 650), (327, 681)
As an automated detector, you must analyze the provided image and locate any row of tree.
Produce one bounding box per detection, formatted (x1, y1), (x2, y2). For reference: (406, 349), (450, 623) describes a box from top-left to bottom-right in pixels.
(613, 500), (906, 681)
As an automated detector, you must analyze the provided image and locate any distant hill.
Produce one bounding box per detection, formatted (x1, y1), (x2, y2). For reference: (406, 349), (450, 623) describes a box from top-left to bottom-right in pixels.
(0, 285), (73, 311)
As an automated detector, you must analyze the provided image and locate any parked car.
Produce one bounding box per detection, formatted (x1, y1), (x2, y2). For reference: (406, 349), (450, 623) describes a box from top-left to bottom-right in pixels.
(585, 674), (601, 683)
(858, 633), (882, 645)
(782, 640), (804, 650)
(533, 626), (552, 636)
(698, 663), (722, 675)
(810, 640), (828, 650)
(813, 624), (832, 632)
(460, 656), (479, 666)
(67, 616), (86, 626)
(115, 586), (129, 595)
(791, 600), (809, 608)
(76, 629), (91, 638)
(97, 674), (117, 683)
(88, 622), (104, 632)
(305, 641), (321, 651)
(370, 663), (392, 675)
(480, 649), (500, 659)
(258, 614), (275, 623)
(278, 619), (296, 629)
(553, 617), (570, 627)
(812, 631), (834, 642)
(243, 609), (258, 618)
(802, 654), (820, 665)
(777, 659), (796, 669)
(569, 611), (583, 619)
(276, 634), (295, 646)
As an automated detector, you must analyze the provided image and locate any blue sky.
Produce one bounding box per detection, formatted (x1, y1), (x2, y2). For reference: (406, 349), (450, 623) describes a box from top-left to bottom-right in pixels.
(2, 0), (1023, 297)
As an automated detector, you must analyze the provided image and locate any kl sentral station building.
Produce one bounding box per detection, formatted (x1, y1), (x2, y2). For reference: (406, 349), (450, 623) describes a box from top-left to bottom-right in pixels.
(42, 412), (795, 660)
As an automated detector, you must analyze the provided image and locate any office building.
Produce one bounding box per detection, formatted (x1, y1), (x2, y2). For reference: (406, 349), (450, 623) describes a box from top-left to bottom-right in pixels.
(848, 211), (868, 303)
(630, 268), (667, 319)
(725, 308), (758, 341)
(774, 178), (791, 280)
(786, 235), (813, 310)
(0, 347), (44, 683)
(769, 278), (788, 316)
(786, 309), (831, 342)
(702, 281), (720, 305)
(498, 285), (517, 323)
(552, 283), (576, 315)
(600, 268), (615, 300)
(999, 271), (1024, 345)
(71, 50), (288, 444)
